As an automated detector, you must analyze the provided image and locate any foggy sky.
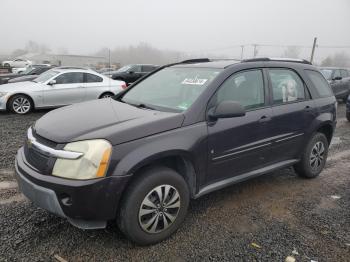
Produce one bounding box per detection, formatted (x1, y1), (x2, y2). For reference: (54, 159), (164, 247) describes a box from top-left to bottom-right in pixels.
(1, 0), (350, 61)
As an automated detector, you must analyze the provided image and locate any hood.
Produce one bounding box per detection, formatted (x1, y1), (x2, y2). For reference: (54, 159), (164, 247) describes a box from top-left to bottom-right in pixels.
(0, 81), (40, 92)
(34, 99), (185, 145)
(8, 75), (37, 83)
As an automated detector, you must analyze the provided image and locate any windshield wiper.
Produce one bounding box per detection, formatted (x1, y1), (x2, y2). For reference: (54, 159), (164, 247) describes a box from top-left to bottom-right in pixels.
(127, 101), (156, 110)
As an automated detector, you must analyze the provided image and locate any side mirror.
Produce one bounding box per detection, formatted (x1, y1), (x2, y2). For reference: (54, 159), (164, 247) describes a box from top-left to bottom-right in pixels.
(48, 79), (56, 85)
(333, 76), (342, 81)
(209, 101), (246, 120)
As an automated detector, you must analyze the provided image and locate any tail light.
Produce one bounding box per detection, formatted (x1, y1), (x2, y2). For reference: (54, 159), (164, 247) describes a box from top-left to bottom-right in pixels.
(121, 83), (127, 89)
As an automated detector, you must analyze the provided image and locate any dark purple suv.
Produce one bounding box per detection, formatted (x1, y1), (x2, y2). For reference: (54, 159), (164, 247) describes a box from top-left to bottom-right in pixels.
(15, 58), (337, 245)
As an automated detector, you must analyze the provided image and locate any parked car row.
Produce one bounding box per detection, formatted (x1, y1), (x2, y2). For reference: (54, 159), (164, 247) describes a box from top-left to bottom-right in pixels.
(0, 67), (126, 114)
(0, 64), (53, 85)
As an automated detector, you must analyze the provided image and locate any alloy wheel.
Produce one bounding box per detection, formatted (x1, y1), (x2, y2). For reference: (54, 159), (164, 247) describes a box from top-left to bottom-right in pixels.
(12, 97), (31, 114)
(310, 141), (325, 170)
(138, 184), (181, 234)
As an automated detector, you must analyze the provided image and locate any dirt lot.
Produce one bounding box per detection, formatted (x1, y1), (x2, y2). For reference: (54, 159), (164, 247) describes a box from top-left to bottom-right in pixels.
(0, 105), (349, 262)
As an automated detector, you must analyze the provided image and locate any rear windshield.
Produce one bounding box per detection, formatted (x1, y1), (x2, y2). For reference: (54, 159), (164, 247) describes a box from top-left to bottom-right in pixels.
(120, 67), (222, 112)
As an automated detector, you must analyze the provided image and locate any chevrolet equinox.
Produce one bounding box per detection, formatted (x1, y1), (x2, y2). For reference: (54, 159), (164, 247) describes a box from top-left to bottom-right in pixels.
(15, 58), (337, 245)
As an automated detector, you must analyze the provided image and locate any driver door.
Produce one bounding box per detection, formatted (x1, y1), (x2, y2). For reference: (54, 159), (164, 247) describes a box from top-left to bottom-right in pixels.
(207, 69), (273, 183)
(43, 72), (85, 106)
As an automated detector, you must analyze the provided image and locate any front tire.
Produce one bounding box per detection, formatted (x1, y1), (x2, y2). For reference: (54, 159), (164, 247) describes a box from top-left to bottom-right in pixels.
(118, 166), (189, 245)
(8, 94), (33, 114)
(294, 133), (329, 178)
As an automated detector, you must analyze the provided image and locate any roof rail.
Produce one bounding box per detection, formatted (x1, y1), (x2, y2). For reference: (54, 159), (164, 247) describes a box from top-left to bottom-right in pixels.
(180, 58), (210, 64)
(242, 57), (312, 65)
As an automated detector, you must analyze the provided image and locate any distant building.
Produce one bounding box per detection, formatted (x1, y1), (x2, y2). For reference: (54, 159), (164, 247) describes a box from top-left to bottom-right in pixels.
(17, 53), (108, 67)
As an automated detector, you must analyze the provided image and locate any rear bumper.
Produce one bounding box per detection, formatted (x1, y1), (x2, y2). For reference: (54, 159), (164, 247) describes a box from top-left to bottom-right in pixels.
(15, 147), (131, 229)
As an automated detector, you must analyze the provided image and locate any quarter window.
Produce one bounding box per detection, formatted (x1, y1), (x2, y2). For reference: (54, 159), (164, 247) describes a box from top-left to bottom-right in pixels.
(215, 70), (265, 110)
(269, 69), (305, 104)
(305, 70), (333, 97)
(55, 72), (84, 84)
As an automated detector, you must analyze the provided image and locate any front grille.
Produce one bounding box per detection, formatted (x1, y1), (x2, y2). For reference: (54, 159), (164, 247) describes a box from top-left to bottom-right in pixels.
(24, 143), (55, 174)
(23, 129), (59, 175)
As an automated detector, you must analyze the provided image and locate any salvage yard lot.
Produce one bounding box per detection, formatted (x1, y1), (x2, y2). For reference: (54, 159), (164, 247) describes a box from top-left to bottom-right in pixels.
(0, 105), (349, 261)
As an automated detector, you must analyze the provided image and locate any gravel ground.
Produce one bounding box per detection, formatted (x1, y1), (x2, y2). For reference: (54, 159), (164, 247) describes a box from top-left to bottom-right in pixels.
(0, 105), (349, 261)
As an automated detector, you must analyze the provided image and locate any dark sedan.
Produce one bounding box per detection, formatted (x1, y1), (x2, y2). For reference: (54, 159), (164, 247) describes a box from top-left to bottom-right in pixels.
(109, 64), (158, 85)
(0, 65), (53, 85)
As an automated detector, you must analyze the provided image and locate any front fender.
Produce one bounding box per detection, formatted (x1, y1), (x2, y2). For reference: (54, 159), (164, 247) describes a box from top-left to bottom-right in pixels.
(109, 122), (208, 185)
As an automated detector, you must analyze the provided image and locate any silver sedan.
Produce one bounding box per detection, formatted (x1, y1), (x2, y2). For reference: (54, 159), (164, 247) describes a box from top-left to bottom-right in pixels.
(0, 68), (126, 114)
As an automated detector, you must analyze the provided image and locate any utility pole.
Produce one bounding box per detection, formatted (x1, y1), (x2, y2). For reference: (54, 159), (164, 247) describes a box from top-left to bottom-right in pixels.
(108, 48), (111, 68)
(310, 37), (317, 64)
(240, 45), (244, 60)
(252, 44), (258, 58)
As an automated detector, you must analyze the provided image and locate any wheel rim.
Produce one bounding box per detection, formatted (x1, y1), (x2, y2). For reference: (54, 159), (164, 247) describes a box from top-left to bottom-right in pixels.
(310, 141), (325, 169)
(13, 97), (31, 114)
(138, 185), (181, 234)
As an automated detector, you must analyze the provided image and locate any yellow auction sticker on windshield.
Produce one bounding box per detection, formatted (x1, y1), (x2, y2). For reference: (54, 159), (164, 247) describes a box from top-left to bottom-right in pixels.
(182, 76), (208, 85)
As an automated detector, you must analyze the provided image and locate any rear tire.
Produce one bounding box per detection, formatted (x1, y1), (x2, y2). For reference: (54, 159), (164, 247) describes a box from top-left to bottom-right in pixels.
(8, 94), (33, 115)
(294, 133), (329, 178)
(99, 92), (114, 99)
(118, 166), (189, 245)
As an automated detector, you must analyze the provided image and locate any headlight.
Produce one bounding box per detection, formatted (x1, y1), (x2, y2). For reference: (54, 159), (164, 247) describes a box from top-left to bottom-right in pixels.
(0, 92), (8, 98)
(52, 139), (112, 180)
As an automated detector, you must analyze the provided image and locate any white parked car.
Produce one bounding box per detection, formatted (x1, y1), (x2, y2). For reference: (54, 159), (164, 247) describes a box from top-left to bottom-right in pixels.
(0, 67), (126, 114)
(2, 58), (32, 68)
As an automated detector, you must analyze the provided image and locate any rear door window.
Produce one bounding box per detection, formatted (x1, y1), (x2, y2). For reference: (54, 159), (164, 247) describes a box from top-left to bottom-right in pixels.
(305, 70), (333, 97)
(268, 69), (306, 104)
(340, 69), (349, 78)
(333, 69), (341, 79)
(85, 73), (103, 83)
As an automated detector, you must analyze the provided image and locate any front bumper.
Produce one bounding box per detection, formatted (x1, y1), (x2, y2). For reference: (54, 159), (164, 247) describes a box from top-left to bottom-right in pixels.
(15, 147), (131, 229)
(0, 96), (8, 110)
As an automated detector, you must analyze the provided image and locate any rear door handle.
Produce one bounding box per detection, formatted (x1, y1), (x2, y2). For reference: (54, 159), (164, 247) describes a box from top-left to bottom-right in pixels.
(259, 115), (271, 123)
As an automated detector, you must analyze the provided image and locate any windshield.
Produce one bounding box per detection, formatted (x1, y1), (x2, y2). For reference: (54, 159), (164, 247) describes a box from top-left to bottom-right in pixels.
(120, 67), (222, 112)
(320, 69), (333, 80)
(33, 70), (59, 83)
(117, 65), (132, 72)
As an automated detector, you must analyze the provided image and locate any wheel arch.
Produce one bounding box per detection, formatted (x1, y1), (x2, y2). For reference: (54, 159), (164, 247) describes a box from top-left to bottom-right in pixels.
(315, 122), (334, 145)
(6, 93), (35, 110)
(116, 151), (198, 199)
